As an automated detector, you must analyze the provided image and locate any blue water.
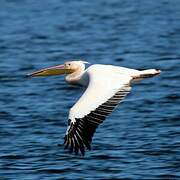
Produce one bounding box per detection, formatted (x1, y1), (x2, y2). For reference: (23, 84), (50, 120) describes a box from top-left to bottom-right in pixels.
(0, 0), (180, 179)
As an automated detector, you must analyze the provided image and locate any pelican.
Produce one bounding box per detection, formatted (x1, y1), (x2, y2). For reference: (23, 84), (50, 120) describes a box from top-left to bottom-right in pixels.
(29, 60), (161, 155)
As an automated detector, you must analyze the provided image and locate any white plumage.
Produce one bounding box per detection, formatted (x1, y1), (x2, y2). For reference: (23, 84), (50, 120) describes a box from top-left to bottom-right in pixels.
(29, 60), (161, 155)
(69, 64), (135, 121)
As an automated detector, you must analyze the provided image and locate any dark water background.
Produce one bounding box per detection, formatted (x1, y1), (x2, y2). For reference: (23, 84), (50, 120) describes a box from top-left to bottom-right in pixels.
(0, 0), (180, 179)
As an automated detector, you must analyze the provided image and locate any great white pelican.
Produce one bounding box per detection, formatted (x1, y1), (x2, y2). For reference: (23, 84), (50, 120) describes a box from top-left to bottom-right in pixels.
(29, 60), (161, 155)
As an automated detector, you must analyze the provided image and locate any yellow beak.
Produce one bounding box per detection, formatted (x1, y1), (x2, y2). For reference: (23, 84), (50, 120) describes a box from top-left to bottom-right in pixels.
(28, 65), (73, 77)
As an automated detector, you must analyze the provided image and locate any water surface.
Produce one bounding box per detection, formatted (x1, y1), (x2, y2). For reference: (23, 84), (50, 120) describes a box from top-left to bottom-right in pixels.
(0, 0), (180, 179)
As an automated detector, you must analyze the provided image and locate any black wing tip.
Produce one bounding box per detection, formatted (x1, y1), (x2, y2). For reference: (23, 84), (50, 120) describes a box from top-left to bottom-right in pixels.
(58, 141), (88, 156)
(58, 142), (86, 156)
(63, 117), (94, 156)
(63, 136), (88, 156)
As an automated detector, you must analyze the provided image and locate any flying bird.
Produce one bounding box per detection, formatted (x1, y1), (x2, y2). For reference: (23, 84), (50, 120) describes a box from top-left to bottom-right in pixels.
(29, 60), (161, 155)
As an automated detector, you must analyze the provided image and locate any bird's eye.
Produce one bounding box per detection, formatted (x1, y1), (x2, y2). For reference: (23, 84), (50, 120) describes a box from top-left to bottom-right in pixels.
(68, 64), (71, 66)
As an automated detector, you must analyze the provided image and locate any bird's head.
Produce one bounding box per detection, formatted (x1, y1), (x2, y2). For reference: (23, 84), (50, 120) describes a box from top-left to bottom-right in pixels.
(28, 60), (89, 77)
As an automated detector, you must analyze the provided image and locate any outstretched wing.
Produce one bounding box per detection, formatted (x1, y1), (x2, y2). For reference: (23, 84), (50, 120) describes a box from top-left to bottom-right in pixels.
(64, 65), (133, 155)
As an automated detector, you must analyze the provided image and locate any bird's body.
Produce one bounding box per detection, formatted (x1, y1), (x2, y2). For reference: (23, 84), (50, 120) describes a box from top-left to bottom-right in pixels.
(68, 65), (136, 120)
(29, 60), (161, 155)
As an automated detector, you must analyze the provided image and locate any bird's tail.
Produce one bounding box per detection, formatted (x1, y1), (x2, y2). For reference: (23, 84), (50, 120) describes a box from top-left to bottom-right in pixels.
(139, 69), (161, 78)
(140, 69), (161, 78)
(132, 69), (161, 80)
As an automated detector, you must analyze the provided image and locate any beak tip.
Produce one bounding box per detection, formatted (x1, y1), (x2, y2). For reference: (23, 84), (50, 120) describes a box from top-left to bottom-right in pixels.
(26, 73), (35, 78)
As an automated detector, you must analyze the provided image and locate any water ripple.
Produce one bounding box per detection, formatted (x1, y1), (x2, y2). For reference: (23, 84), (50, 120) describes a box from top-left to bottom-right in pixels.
(0, 0), (180, 179)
